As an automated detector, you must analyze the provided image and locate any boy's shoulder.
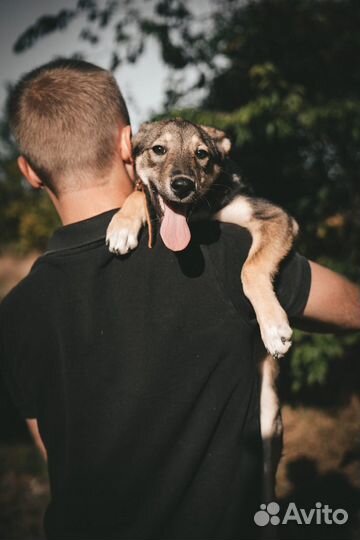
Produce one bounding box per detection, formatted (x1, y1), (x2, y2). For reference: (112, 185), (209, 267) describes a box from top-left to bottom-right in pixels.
(192, 220), (253, 258)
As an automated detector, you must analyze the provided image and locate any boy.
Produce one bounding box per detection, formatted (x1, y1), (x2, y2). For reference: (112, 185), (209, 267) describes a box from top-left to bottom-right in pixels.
(1, 58), (359, 539)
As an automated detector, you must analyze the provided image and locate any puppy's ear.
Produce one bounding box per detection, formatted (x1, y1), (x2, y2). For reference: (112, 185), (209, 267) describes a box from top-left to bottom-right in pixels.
(132, 122), (159, 156)
(199, 125), (231, 156)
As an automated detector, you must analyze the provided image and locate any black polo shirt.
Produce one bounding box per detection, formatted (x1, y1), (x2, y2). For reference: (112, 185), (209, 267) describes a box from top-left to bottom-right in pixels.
(0, 210), (311, 540)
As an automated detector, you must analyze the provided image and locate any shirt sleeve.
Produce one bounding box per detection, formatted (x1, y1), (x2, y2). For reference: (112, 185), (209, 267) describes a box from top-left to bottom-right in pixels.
(274, 250), (312, 318)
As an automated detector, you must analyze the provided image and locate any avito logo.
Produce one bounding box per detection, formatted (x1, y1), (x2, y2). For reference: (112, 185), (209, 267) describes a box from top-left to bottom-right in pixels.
(254, 501), (348, 527)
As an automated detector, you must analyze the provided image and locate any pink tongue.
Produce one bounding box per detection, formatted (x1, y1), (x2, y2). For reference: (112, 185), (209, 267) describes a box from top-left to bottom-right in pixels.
(160, 202), (191, 251)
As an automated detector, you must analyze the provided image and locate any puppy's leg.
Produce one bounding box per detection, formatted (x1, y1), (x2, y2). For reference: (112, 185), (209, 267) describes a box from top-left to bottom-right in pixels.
(106, 190), (147, 254)
(215, 195), (298, 357)
(259, 354), (283, 504)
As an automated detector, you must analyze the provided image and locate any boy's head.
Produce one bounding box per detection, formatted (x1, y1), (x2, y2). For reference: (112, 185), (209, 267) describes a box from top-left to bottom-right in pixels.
(8, 58), (131, 195)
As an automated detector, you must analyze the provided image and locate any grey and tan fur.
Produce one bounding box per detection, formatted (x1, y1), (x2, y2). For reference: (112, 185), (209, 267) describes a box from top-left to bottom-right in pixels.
(106, 118), (299, 501)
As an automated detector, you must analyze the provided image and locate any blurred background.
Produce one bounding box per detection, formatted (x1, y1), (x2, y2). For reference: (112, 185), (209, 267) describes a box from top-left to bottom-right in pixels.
(0, 0), (359, 538)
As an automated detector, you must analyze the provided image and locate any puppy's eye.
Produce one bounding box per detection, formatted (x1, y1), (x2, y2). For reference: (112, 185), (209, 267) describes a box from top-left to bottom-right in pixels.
(195, 148), (209, 160)
(152, 145), (167, 155)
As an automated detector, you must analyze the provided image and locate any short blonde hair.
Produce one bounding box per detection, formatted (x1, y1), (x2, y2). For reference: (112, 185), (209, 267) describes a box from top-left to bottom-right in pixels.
(8, 58), (130, 194)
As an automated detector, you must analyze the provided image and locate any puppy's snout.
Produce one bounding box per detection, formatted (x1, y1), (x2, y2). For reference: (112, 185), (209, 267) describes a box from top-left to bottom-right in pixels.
(171, 177), (195, 199)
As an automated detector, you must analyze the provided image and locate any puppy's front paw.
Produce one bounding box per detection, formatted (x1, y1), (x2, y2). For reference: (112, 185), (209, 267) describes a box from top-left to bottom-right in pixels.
(260, 318), (293, 359)
(106, 212), (141, 255)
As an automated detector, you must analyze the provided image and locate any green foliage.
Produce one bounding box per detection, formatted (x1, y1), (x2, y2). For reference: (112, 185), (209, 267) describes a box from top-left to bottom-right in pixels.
(291, 331), (360, 392)
(0, 155), (59, 253)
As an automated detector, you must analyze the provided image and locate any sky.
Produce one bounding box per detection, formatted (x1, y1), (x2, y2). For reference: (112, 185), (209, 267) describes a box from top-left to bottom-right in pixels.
(0, 0), (216, 130)
(0, 0), (173, 130)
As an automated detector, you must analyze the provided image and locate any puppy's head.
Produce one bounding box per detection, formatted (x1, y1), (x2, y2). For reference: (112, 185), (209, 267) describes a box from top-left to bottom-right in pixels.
(133, 118), (231, 206)
(132, 118), (231, 251)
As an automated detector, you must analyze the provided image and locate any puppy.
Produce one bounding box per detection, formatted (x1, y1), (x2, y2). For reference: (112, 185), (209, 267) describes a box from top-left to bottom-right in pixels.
(106, 118), (299, 500)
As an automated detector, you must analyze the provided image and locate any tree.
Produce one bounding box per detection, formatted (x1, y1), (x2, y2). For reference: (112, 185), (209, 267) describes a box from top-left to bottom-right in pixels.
(13, 0), (212, 79)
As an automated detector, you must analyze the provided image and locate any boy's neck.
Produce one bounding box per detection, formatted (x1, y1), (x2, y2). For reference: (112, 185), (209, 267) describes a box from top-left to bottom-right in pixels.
(49, 164), (134, 225)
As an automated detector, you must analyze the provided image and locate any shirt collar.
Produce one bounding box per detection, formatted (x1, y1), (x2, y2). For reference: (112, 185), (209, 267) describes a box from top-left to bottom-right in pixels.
(46, 209), (119, 253)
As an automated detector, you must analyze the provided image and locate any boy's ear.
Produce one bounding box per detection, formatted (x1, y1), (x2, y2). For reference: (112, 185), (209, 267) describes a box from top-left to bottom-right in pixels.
(17, 156), (44, 189)
(118, 125), (133, 164)
(118, 124), (135, 182)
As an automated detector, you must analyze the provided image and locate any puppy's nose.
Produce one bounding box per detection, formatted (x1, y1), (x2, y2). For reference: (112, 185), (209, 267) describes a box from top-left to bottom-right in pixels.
(171, 177), (195, 199)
